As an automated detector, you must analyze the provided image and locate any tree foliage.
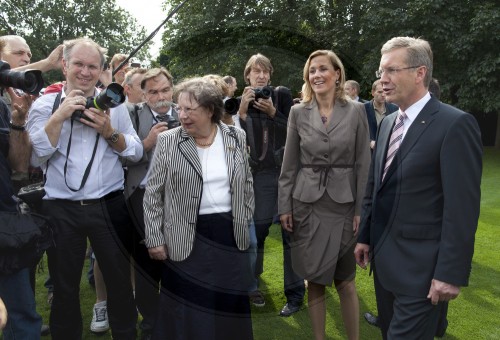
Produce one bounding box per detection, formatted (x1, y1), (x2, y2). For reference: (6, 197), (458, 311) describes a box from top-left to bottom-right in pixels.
(0, 0), (151, 83)
(158, 0), (499, 114)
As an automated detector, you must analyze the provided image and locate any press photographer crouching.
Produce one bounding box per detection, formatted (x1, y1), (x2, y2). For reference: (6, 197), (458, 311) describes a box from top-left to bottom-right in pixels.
(238, 53), (305, 315)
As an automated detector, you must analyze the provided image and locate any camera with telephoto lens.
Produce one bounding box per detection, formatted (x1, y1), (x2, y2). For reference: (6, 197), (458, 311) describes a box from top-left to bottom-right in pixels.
(156, 114), (180, 129)
(71, 82), (126, 122)
(224, 97), (239, 115)
(0, 61), (44, 95)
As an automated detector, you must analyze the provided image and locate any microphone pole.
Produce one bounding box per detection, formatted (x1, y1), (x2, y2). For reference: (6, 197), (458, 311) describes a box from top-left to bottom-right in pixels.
(113, 0), (188, 76)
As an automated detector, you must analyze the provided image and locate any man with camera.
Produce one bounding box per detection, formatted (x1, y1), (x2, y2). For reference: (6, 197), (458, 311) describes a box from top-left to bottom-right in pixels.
(0, 85), (42, 339)
(122, 67), (178, 337)
(238, 53), (305, 316)
(27, 37), (142, 340)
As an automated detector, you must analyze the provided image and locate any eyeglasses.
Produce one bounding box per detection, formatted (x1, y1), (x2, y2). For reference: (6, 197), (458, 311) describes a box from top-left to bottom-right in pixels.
(375, 66), (421, 79)
(177, 106), (200, 116)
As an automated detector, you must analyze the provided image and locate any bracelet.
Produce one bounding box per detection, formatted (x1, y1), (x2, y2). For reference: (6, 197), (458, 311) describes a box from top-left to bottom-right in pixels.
(9, 120), (26, 131)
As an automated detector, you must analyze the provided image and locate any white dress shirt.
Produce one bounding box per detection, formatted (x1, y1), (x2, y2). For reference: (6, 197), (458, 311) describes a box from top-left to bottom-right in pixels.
(27, 89), (143, 200)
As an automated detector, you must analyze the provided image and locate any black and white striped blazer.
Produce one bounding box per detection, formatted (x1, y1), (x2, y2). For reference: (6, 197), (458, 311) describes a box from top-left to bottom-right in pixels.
(143, 122), (254, 261)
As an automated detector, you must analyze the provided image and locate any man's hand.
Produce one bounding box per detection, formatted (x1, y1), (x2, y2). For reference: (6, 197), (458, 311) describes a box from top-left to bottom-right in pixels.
(45, 45), (64, 71)
(253, 97), (276, 118)
(354, 243), (370, 269)
(353, 215), (360, 236)
(280, 213), (293, 232)
(99, 68), (112, 87)
(238, 87), (255, 120)
(427, 279), (460, 305)
(143, 122), (168, 152)
(7, 88), (32, 124)
(80, 107), (113, 137)
(53, 90), (87, 122)
(148, 245), (168, 261)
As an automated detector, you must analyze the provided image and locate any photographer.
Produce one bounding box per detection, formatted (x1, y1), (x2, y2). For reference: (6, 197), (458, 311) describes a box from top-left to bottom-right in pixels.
(238, 53), (305, 315)
(0, 87), (42, 339)
(122, 67), (178, 338)
(27, 37), (142, 340)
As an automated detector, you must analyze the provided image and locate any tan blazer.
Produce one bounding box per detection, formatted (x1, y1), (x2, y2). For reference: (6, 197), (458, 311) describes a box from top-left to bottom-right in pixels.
(143, 123), (254, 261)
(278, 98), (371, 216)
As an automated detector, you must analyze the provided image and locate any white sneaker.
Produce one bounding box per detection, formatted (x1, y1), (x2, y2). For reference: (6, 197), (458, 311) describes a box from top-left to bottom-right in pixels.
(90, 301), (109, 333)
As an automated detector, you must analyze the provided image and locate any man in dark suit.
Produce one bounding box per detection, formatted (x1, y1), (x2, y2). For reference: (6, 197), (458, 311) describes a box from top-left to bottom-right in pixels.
(364, 80), (398, 150)
(123, 67), (178, 339)
(354, 37), (482, 339)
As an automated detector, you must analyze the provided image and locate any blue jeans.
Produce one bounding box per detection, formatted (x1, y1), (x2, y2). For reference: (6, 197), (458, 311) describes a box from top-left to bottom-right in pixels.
(252, 168), (305, 304)
(0, 268), (42, 339)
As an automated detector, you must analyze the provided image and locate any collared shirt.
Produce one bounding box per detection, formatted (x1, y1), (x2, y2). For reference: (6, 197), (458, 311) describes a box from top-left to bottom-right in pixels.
(27, 89), (143, 200)
(374, 104), (387, 126)
(401, 92), (431, 141)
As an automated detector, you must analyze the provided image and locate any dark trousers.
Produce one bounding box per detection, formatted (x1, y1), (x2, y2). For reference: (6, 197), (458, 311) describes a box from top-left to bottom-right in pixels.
(44, 195), (137, 340)
(374, 270), (443, 340)
(253, 168), (305, 304)
(126, 188), (162, 332)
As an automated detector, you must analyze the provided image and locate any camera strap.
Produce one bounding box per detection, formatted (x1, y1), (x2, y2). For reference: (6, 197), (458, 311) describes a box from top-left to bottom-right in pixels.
(53, 92), (100, 192)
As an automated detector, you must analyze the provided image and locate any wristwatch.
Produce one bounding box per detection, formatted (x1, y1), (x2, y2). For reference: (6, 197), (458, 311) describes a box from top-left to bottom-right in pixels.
(106, 129), (120, 143)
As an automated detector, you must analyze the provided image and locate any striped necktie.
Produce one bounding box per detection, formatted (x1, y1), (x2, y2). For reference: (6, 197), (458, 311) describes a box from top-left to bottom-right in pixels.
(382, 111), (406, 181)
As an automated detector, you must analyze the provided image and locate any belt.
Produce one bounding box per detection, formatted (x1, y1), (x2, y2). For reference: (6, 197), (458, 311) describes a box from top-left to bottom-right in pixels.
(302, 164), (354, 189)
(62, 190), (123, 206)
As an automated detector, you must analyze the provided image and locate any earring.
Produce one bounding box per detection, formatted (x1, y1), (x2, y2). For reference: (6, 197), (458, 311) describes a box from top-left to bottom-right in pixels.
(336, 79), (340, 87)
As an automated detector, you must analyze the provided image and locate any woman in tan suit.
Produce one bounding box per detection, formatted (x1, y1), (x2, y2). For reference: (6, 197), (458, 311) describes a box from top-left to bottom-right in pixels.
(278, 50), (370, 340)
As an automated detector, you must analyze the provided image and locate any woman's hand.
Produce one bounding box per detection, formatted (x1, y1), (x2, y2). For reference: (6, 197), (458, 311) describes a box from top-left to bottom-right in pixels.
(0, 297), (7, 330)
(148, 245), (168, 261)
(280, 213), (294, 232)
(353, 215), (360, 236)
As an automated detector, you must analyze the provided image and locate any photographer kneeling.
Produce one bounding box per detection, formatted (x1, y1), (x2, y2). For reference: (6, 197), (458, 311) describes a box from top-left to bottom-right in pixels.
(238, 53), (305, 315)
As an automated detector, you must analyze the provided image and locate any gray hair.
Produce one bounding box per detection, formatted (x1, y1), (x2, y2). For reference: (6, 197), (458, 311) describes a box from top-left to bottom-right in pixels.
(62, 37), (107, 68)
(174, 77), (224, 123)
(381, 37), (433, 87)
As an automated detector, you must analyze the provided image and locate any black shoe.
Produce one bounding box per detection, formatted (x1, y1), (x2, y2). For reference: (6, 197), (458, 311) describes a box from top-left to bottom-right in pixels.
(41, 324), (50, 336)
(364, 312), (380, 328)
(279, 302), (301, 317)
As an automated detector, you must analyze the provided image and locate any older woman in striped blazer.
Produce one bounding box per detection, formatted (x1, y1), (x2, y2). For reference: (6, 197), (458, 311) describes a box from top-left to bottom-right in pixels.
(143, 77), (255, 340)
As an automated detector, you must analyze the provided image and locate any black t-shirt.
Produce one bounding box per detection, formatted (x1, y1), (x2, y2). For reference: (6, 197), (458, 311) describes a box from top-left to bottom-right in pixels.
(0, 98), (17, 212)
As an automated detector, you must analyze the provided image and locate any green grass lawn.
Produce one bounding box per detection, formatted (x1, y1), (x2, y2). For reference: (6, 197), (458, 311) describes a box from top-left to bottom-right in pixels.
(31, 147), (500, 339)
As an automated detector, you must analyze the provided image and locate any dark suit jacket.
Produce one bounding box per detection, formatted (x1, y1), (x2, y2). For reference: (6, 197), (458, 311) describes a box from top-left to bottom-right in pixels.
(123, 103), (178, 199)
(364, 100), (398, 141)
(358, 96), (482, 297)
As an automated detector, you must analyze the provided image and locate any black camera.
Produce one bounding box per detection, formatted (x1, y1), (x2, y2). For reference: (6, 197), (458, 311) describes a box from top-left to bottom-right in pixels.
(156, 114), (180, 129)
(253, 86), (272, 100)
(224, 97), (239, 115)
(71, 83), (126, 122)
(0, 61), (44, 95)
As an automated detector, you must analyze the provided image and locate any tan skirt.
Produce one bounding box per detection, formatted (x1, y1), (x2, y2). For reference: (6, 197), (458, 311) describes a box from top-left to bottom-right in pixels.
(289, 192), (356, 286)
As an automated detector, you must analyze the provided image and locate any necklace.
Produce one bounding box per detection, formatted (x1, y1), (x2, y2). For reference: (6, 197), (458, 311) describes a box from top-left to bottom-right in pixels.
(320, 115), (328, 124)
(195, 125), (217, 147)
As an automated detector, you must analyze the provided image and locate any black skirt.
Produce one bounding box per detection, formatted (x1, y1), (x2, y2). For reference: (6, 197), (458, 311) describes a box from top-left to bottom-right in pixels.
(152, 212), (253, 340)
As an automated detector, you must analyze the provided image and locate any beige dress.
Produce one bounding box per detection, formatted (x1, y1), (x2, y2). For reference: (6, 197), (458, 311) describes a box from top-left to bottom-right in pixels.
(278, 99), (371, 285)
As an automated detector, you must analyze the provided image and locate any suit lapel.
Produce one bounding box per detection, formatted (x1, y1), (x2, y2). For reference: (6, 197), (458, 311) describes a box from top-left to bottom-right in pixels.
(376, 112), (397, 189)
(139, 105), (154, 140)
(220, 124), (239, 186)
(178, 129), (203, 179)
(326, 100), (348, 134)
(382, 98), (440, 184)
